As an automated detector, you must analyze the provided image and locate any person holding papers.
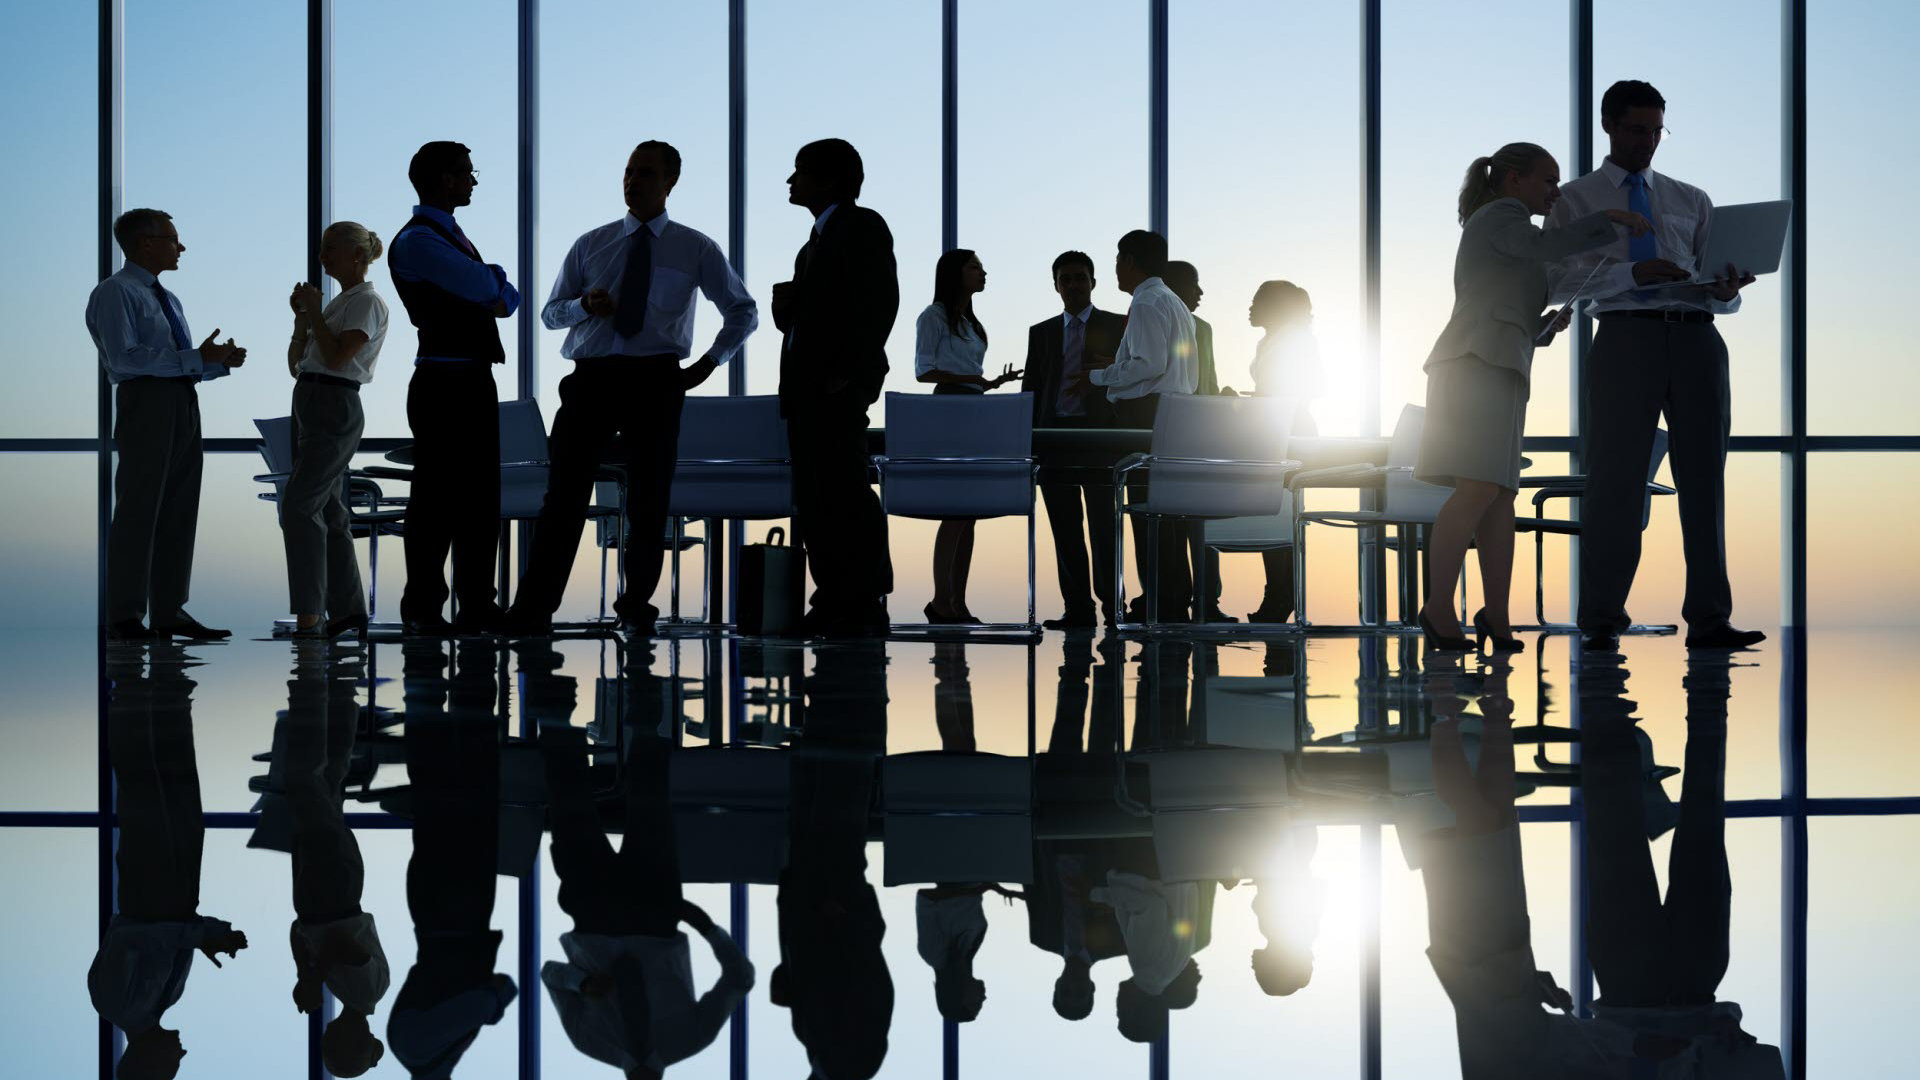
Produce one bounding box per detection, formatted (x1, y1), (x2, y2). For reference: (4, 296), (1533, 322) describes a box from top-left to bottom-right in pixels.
(1414, 142), (1647, 652)
(1547, 80), (1766, 653)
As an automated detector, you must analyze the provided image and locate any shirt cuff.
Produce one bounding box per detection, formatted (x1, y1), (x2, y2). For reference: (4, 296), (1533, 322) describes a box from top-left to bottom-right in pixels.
(1602, 262), (1640, 299)
(179, 348), (205, 376)
(1087, 367), (1110, 387)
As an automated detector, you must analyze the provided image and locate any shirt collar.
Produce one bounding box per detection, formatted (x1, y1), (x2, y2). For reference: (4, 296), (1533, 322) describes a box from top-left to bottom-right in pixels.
(1137, 276), (1167, 296)
(1600, 158), (1655, 188)
(814, 203), (841, 234)
(622, 210), (671, 237)
(1063, 305), (1093, 326)
(120, 263), (159, 287)
(411, 204), (459, 230)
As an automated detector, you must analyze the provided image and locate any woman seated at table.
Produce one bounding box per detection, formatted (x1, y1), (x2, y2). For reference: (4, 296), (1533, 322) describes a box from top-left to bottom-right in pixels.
(914, 248), (1021, 624)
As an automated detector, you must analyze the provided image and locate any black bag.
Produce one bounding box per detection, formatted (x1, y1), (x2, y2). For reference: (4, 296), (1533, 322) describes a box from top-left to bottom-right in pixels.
(737, 526), (803, 637)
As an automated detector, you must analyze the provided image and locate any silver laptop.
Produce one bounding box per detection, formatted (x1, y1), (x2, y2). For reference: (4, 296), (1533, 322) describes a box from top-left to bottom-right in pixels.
(1644, 199), (1794, 289)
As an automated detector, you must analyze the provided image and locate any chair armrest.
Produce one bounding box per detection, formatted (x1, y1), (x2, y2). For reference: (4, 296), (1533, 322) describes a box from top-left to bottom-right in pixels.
(1286, 463), (1383, 491)
(356, 466), (415, 482)
(1516, 474), (1586, 488)
(676, 456), (792, 466)
(252, 472), (290, 484)
(1110, 452), (1152, 486)
(501, 459), (550, 470)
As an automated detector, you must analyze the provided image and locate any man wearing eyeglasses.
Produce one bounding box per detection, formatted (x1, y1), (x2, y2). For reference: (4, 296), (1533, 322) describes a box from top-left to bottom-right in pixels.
(388, 141), (521, 636)
(1547, 80), (1763, 654)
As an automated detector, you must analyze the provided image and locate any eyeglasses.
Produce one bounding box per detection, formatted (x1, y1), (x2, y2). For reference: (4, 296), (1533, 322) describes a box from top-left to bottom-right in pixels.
(1616, 123), (1670, 140)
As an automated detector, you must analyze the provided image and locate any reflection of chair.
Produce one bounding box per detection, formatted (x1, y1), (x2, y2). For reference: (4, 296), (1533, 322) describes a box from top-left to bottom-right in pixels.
(1112, 394), (1300, 629)
(1290, 404), (1450, 629)
(877, 391), (1038, 630)
(881, 751), (1033, 885)
(668, 747), (792, 883)
(1514, 428), (1675, 630)
(252, 417), (406, 618)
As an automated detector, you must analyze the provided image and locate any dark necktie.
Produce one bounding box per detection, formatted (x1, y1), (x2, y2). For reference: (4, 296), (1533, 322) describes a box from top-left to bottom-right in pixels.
(1626, 172), (1659, 300)
(153, 281), (190, 350)
(1060, 316), (1086, 414)
(613, 224), (654, 337)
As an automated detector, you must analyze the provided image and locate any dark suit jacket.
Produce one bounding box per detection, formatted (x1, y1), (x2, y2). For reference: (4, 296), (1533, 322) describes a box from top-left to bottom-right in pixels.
(775, 203), (900, 417)
(1020, 308), (1127, 427)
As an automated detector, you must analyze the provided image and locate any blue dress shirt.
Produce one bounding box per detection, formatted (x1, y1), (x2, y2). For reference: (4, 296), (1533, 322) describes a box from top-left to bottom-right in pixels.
(85, 264), (232, 385)
(389, 205), (521, 363)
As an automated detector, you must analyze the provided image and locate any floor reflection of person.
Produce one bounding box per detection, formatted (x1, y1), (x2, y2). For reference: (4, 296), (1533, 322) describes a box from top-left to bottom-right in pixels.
(281, 640), (389, 1077)
(1581, 651), (1784, 1076)
(534, 642), (753, 1077)
(90, 643), (248, 1080)
(387, 639), (519, 1077)
(773, 641), (892, 1079)
(1247, 824), (1325, 999)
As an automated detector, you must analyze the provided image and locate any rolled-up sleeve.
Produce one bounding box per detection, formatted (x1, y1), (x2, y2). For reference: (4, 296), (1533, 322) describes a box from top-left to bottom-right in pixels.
(541, 237), (591, 330)
(1091, 304), (1169, 390)
(698, 237), (758, 364)
(913, 306), (948, 378)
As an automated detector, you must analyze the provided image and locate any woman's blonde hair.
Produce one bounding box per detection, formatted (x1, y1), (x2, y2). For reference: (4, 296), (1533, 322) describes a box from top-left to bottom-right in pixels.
(322, 221), (384, 266)
(1456, 142), (1551, 225)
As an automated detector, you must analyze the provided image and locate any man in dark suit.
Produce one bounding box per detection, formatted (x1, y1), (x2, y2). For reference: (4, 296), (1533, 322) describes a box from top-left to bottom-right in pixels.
(772, 139), (900, 638)
(1022, 251), (1127, 628)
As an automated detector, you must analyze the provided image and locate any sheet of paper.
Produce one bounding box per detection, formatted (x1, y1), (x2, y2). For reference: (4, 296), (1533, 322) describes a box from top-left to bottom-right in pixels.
(1534, 257), (1613, 344)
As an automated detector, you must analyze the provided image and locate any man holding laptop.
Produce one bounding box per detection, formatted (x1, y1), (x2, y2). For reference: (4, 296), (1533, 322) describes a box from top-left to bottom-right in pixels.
(1548, 79), (1769, 653)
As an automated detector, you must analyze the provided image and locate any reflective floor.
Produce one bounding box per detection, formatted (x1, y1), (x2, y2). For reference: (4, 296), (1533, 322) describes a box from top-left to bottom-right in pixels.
(4, 624), (1913, 1079)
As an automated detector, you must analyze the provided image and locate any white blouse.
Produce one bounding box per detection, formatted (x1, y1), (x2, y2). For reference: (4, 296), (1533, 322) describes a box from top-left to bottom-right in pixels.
(913, 302), (988, 379)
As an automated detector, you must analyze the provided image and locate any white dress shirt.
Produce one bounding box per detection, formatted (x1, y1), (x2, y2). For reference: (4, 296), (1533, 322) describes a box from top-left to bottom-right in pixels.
(915, 891), (988, 971)
(540, 925), (753, 1072)
(1251, 325), (1325, 407)
(542, 210), (758, 362)
(1089, 871), (1200, 995)
(296, 282), (390, 384)
(1089, 276), (1198, 402)
(290, 913), (392, 1016)
(913, 303), (988, 379)
(87, 915), (232, 1034)
(1545, 158), (1742, 316)
(86, 265), (234, 385)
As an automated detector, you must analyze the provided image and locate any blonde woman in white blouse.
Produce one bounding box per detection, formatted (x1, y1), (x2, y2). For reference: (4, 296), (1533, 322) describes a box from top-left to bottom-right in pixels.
(281, 221), (391, 639)
(914, 248), (1020, 624)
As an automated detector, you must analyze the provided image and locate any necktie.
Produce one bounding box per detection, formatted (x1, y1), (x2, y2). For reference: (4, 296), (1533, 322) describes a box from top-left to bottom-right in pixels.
(153, 281), (190, 350)
(1626, 173), (1658, 300)
(449, 221), (479, 258)
(613, 224), (654, 337)
(1060, 316), (1086, 413)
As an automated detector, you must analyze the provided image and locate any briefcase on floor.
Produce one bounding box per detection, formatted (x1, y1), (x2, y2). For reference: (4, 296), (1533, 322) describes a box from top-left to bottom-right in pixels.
(737, 526), (803, 637)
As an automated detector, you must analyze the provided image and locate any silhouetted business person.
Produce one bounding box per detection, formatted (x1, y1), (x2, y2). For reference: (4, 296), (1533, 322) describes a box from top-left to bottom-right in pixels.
(773, 139), (900, 638)
(87, 209), (249, 641)
(1243, 280), (1324, 624)
(1414, 142), (1641, 653)
(915, 249), (1020, 625)
(1081, 230), (1198, 622)
(1023, 251), (1127, 629)
(280, 221), (390, 641)
(1163, 260), (1230, 623)
(389, 141), (520, 637)
(508, 140), (758, 638)
(1547, 80), (1765, 653)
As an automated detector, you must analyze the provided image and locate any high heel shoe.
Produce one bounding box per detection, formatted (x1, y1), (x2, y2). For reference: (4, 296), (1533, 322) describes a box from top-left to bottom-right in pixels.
(326, 613), (370, 640)
(1471, 609), (1524, 654)
(1417, 608), (1474, 652)
(923, 602), (966, 626)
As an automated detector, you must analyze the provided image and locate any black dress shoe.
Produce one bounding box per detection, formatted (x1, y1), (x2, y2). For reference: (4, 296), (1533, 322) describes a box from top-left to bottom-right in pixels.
(106, 619), (156, 640)
(325, 613), (370, 640)
(1043, 612), (1097, 630)
(452, 606), (507, 637)
(1202, 606), (1239, 624)
(498, 611), (554, 638)
(1685, 624), (1766, 650)
(151, 614), (231, 640)
(1581, 629), (1621, 653)
(402, 615), (456, 637)
(615, 604), (658, 637)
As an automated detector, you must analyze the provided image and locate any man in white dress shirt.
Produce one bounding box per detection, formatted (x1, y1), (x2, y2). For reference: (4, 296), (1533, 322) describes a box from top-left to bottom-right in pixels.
(507, 140), (758, 636)
(1547, 80), (1764, 652)
(85, 209), (249, 640)
(1082, 230), (1199, 621)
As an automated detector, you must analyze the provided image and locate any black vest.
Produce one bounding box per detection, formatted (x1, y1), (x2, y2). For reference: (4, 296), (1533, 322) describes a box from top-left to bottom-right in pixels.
(390, 214), (506, 364)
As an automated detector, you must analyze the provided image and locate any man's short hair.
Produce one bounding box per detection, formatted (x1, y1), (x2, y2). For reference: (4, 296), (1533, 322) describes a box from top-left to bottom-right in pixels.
(796, 138), (865, 202)
(632, 139), (683, 181)
(1117, 229), (1168, 277)
(1161, 259), (1198, 293)
(112, 209), (173, 256)
(1600, 79), (1666, 122)
(408, 140), (473, 201)
(1051, 250), (1095, 281)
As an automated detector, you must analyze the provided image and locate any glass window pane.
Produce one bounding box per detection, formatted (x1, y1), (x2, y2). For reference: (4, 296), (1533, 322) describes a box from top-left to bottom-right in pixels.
(1808, 2), (1920, 433)
(742, 1), (940, 407)
(1382, 0), (1571, 435)
(1174, 0), (1365, 433)
(334, 0), (521, 438)
(961, 0), (1146, 414)
(1594, 1), (1784, 436)
(1809, 817), (1920, 1076)
(3, 831), (100, 1078)
(537, 1), (731, 411)
(124, 0), (306, 440)
(0, 4), (97, 437)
